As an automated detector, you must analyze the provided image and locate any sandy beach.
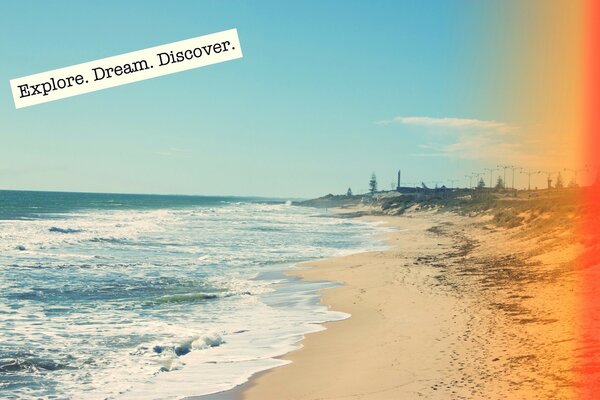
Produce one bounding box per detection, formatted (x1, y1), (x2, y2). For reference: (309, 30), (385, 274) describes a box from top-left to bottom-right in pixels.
(236, 206), (582, 399)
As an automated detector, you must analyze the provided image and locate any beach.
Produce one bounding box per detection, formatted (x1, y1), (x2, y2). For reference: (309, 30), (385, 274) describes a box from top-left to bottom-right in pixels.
(238, 206), (581, 399)
(0, 191), (588, 399)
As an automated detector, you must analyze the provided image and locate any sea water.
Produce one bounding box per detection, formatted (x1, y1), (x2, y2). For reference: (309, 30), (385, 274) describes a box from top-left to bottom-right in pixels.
(0, 190), (382, 399)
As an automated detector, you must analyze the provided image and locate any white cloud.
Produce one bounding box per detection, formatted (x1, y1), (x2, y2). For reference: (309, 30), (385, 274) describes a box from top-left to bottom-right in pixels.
(379, 115), (573, 173)
(377, 116), (516, 133)
(379, 115), (543, 165)
(409, 132), (546, 166)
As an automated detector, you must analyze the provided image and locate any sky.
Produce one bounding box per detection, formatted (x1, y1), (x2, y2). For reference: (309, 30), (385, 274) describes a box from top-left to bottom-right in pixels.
(0, 1), (584, 197)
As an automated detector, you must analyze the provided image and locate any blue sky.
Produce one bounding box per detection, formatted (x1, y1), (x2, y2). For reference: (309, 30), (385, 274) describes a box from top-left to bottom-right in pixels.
(1, 1), (550, 197)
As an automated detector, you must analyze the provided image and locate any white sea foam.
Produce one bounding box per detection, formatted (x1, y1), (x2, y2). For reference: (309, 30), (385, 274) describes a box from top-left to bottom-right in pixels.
(0, 202), (382, 399)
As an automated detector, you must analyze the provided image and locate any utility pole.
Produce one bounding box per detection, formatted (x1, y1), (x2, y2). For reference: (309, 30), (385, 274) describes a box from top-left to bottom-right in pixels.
(484, 168), (496, 188)
(508, 166), (520, 190)
(465, 175), (472, 189)
(498, 165), (519, 190)
(448, 179), (459, 189)
(520, 169), (539, 191)
(563, 167), (587, 187)
(472, 172), (484, 187)
(497, 165), (510, 188)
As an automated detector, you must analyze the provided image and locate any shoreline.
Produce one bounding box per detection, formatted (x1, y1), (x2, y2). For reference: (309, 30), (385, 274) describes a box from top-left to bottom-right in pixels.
(195, 206), (581, 399)
(239, 210), (476, 399)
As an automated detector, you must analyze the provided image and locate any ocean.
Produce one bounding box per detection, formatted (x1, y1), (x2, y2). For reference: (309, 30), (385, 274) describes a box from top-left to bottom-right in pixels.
(0, 190), (382, 399)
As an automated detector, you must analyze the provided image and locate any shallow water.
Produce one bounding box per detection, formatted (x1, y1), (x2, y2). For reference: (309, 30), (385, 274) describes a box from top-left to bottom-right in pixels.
(0, 190), (382, 399)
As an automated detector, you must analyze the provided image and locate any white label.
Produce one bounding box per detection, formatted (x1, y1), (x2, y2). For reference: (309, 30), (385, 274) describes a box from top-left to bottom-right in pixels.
(10, 29), (243, 109)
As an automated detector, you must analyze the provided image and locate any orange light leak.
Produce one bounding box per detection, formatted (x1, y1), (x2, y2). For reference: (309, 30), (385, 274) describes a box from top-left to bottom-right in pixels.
(579, 0), (600, 398)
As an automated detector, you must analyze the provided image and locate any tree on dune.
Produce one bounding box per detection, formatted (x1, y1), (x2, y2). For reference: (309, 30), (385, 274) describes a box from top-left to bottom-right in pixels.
(477, 177), (486, 189)
(369, 173), (378, 195)
(495, 176), (505, 190)
(556, 172), (564, 189)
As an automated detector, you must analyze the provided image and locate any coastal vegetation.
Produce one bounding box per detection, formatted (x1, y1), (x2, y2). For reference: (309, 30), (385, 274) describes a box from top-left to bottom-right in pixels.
(299, 185), (587, 231)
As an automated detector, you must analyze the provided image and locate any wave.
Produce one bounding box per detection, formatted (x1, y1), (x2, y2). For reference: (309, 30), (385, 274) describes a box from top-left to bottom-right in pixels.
(246, 226), (283, 232)
(48, 227), (82, 234)
(151, 333), (224, 370)
(155, 291), (251, 304)
(88, 237), (126, 244)
(156, 292), (220, 304)
(0, 354), (74, 373)
(0, 200), (382, 399)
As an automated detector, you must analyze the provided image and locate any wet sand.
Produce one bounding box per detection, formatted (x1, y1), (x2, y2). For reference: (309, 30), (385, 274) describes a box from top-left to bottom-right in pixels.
(238, 208), (581, 399)
(192, 206), (581, 399)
